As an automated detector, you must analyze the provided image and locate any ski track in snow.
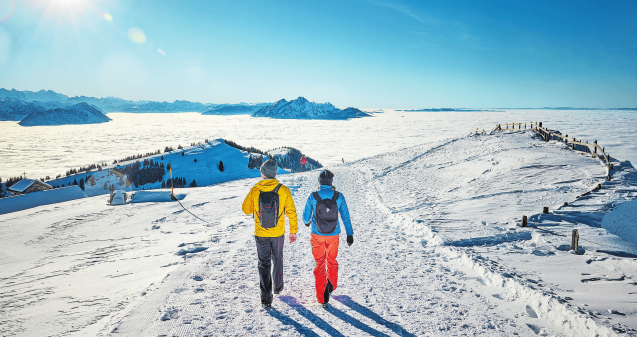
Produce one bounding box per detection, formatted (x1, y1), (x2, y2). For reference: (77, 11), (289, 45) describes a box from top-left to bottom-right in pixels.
(1, 130), (636, 336)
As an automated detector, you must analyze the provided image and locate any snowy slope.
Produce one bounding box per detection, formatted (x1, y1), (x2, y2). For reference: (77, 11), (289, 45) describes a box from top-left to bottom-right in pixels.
(602, 199), (637, 246)
(1, 130), (636, 336)
(266, 147), (322, 172)
(0, 186), (87, 214)
(19, 102), (111, 126)
(252, 97), (370, 120)
(43, 139), (289, 199)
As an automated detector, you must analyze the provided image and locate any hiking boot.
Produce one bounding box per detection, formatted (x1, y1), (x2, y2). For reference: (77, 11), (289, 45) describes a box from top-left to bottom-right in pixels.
(321, 303), (329, 308)
(274, 286), (283, 295)
(262, 302), (272, 309)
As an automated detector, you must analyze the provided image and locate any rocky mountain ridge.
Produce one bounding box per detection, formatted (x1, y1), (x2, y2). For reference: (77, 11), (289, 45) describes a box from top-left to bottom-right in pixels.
(252, 96), (370, 119)
(18, 102), (112, 126)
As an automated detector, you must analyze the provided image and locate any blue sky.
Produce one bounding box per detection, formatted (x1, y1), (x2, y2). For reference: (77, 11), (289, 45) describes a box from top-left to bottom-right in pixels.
(0, 0), (636, 108)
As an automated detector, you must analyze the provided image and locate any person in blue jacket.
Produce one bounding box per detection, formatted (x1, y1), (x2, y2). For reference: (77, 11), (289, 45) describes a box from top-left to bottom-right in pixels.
(303, 169), (354, 308)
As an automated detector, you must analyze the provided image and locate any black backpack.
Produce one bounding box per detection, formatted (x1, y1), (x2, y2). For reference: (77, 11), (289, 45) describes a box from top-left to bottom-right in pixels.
(313, 191), (339, 234)
(257, 184), (282, 229)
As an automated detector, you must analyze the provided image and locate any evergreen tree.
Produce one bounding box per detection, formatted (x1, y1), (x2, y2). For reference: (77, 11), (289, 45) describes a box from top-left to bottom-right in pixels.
(73, 178), (78, 186)
(219, 160), (224, 172)
(190, 179), (197, 187)
(79, 178), (85, 191)
(194, 158), (197, 162)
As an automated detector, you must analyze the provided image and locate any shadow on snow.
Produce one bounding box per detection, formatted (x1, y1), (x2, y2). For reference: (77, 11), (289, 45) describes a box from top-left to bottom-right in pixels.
(332, 295), (417, 337)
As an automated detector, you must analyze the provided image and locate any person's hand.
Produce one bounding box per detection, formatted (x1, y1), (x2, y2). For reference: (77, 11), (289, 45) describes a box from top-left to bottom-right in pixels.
(289, 233), (297, 243)
(346, 235), (354, 246)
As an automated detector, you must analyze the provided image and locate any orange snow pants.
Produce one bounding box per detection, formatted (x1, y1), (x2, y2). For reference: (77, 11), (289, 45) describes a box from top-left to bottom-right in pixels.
(310, 233), (339, 303)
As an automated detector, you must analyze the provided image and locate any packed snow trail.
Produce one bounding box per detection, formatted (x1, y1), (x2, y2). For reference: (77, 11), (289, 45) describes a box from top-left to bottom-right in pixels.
(109, 167), (523, 336)
(2, 130), (636, 336)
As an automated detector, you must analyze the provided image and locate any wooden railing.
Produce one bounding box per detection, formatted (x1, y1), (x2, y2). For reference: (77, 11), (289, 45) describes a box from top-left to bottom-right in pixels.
(492, 122), (538, 132)
(482, 121), (612, 181)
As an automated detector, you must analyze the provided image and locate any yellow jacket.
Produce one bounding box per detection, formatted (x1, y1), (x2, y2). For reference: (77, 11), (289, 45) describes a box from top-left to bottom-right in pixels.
(242, 179), (298, 237)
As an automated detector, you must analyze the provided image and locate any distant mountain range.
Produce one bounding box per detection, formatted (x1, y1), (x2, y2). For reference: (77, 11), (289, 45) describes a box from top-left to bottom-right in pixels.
(202, 105), (260, 115)
(0, 88), (372, 125)
(19, 102), (111, 126)
(0, 88), (270, 118)
(252, 97), (370, 119)
(397, 108), (498, 112)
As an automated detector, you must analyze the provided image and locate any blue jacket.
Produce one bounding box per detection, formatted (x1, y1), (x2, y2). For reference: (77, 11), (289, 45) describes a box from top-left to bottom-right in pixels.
(303, 185), (353, 236)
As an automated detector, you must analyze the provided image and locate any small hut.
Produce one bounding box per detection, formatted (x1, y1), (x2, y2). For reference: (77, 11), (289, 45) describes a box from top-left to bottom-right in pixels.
(7, 179), (53, 196)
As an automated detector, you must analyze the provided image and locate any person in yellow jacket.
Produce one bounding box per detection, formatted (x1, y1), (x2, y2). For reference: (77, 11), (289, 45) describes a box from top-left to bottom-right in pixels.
(242, 159), (298, 309)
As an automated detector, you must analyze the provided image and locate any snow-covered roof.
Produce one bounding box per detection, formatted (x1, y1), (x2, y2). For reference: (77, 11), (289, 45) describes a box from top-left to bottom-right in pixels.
(8, 179), (52, 193)
(0, 185), (86, 215)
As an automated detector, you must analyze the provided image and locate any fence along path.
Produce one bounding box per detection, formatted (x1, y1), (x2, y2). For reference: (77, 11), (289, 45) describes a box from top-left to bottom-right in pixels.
(485, 121), (637, 255)
(488, 122), (612, 181)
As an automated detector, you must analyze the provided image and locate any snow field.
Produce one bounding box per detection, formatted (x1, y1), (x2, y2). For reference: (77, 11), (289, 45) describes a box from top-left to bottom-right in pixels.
(2, 130), (636, 336)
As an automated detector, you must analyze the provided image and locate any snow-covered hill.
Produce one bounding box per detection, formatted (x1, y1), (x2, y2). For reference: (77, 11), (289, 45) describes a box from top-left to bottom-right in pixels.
(18, 102), (111, 126)
(252, 97), (370, 119)
(2, 130), (636, 336)
(266, 147), (321, 172)
(35, 139), (321, 201)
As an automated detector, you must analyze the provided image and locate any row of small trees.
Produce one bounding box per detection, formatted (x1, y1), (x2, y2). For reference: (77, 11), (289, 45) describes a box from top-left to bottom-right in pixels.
(66, 163), (108, 177)
(225, 139), (264, 154)
(114, 149), (162, 164)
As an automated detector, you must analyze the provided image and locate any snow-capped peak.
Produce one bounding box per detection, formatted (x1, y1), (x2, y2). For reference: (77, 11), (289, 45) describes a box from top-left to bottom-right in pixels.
(252, 97), (369, 120)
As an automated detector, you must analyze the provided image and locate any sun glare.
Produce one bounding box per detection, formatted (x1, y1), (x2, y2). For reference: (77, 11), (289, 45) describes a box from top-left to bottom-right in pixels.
(0, 0), (16, 21)
(44, 0), (91, 20)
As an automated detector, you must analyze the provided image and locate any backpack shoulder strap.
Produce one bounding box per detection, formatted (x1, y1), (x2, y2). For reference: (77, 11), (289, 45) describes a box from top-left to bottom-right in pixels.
(331, 191), (339, 202)
(312, 191), (322, 201)
(273, 184), (282, 193)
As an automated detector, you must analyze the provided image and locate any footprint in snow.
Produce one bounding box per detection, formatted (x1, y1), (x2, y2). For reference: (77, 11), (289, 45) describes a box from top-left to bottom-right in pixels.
(608, 309), (626, 316)
(526, 305), (538, 318)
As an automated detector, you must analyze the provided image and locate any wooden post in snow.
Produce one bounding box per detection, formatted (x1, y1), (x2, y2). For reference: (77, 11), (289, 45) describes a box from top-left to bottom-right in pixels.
(521, 215), (528, 227)
(571, 229), (579, 254)
(543, 206), (549, 214)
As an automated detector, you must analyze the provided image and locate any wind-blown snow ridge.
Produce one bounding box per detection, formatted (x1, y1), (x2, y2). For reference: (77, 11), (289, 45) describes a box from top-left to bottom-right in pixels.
(252, 96), (370, 119)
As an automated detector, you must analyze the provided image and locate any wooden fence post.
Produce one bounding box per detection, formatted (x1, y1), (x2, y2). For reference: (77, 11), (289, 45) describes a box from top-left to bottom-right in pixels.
(571, 229), (579, 254)
(543, 206), (549, 214)
(521, 215), (527, 227)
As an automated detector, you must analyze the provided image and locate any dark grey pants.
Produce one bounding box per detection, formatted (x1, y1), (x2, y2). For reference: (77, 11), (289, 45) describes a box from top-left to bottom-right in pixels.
(255, 235), (284, 304)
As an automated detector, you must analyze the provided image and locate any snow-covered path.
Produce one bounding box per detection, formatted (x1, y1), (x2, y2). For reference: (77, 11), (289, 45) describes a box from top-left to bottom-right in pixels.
(109, 168), (523, 336)
(2, 130), (636, 336)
